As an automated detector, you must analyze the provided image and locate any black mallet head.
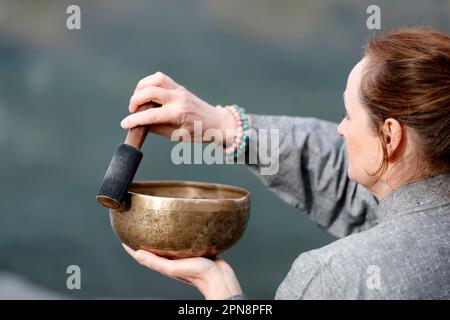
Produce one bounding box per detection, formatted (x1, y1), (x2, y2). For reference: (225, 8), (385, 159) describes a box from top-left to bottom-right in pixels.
(96, 143), (143, 210)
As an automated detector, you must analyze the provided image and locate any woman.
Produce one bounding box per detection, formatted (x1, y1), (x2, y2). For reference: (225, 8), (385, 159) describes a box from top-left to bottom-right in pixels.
(120, 27), (450, 299)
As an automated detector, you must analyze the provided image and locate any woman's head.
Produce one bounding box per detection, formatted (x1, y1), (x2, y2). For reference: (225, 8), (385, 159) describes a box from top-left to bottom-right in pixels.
(338, 27), (450, 198)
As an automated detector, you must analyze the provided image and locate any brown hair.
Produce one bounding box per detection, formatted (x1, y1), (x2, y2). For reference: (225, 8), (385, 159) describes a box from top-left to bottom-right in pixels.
(360, 27), (450, 176)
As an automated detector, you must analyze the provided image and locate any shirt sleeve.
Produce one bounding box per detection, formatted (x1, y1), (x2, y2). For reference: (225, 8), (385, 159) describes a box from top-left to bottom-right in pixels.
(244, 114), (379, 238)
(275, 252), (342, 299)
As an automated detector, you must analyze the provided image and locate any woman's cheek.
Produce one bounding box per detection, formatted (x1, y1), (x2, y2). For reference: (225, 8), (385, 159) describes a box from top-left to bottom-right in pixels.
(346, 138), (358, 181)
(347, 135), (371, 184)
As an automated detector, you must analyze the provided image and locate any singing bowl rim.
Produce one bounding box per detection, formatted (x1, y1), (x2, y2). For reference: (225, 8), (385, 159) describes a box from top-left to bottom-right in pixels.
(126, 180), (251, 206)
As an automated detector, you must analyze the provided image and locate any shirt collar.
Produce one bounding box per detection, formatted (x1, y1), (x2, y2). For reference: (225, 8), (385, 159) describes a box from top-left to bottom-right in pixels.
(375, 172), (450, 222)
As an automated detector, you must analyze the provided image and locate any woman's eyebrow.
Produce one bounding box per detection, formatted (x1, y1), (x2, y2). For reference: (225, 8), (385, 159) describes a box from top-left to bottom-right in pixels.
(342, 92), (347, 109)
(342, 92), (349, 114)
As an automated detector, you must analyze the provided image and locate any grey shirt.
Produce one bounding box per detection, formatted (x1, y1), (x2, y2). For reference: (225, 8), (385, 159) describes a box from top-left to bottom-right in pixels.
(244, 114), (450, 300)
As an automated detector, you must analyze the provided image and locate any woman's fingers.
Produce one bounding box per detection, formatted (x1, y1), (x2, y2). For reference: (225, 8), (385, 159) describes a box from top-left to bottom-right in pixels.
(122, 244), (168, 273)
(122, 244), (213, 281)
(129, 86), (174, 113)
(121, 106), (179, 129)
(122, 244), (196, 283)
(122, 244), (241, 299)
(135, 72), (180, 93)
(149, 124), (178, 138)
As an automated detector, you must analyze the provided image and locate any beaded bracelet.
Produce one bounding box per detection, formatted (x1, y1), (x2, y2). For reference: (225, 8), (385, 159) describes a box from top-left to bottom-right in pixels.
(217, 104), (251, 158)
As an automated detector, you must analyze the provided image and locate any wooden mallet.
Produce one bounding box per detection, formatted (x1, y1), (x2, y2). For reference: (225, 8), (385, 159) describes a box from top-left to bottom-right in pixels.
(96, 102), (161, 210)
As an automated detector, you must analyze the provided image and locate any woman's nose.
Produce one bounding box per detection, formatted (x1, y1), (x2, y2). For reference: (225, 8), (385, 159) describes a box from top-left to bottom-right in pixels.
(337, 120), (345, 138)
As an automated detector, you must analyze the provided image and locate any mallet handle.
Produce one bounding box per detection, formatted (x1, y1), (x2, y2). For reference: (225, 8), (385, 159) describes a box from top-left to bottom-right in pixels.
(124, 102), (161, 149)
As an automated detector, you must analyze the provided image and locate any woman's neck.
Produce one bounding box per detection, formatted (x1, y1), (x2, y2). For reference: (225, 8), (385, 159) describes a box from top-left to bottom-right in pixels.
(368, 162), (447, 200)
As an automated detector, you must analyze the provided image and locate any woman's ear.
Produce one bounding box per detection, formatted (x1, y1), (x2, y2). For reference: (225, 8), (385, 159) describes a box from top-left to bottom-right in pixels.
(382, 118), (403, 160)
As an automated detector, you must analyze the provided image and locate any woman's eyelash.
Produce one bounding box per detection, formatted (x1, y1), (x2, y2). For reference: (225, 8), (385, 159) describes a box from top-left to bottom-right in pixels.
(341, 111), (349, 119)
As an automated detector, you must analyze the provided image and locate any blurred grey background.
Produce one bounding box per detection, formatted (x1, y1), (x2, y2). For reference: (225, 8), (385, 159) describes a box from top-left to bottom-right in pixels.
(0, 0), (449, 299)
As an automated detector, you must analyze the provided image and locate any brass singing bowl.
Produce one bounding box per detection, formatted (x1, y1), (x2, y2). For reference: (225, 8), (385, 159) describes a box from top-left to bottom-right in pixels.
(109, 180), (251, 259)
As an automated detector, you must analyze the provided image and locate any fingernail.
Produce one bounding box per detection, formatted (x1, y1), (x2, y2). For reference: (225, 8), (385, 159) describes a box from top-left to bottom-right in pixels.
(122, 243), (132, 252)
(120, 119), (128, 128)
(135, 251), (145, 262)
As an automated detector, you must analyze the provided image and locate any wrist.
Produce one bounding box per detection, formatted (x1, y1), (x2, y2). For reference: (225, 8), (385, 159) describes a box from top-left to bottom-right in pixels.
(196, 265), (243, 300)
(216, 106), (237, 145)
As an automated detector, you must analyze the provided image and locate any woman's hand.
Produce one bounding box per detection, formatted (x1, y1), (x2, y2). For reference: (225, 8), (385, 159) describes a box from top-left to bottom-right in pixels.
(120, 72), (237, 144)
(123, 244), (243, 300)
